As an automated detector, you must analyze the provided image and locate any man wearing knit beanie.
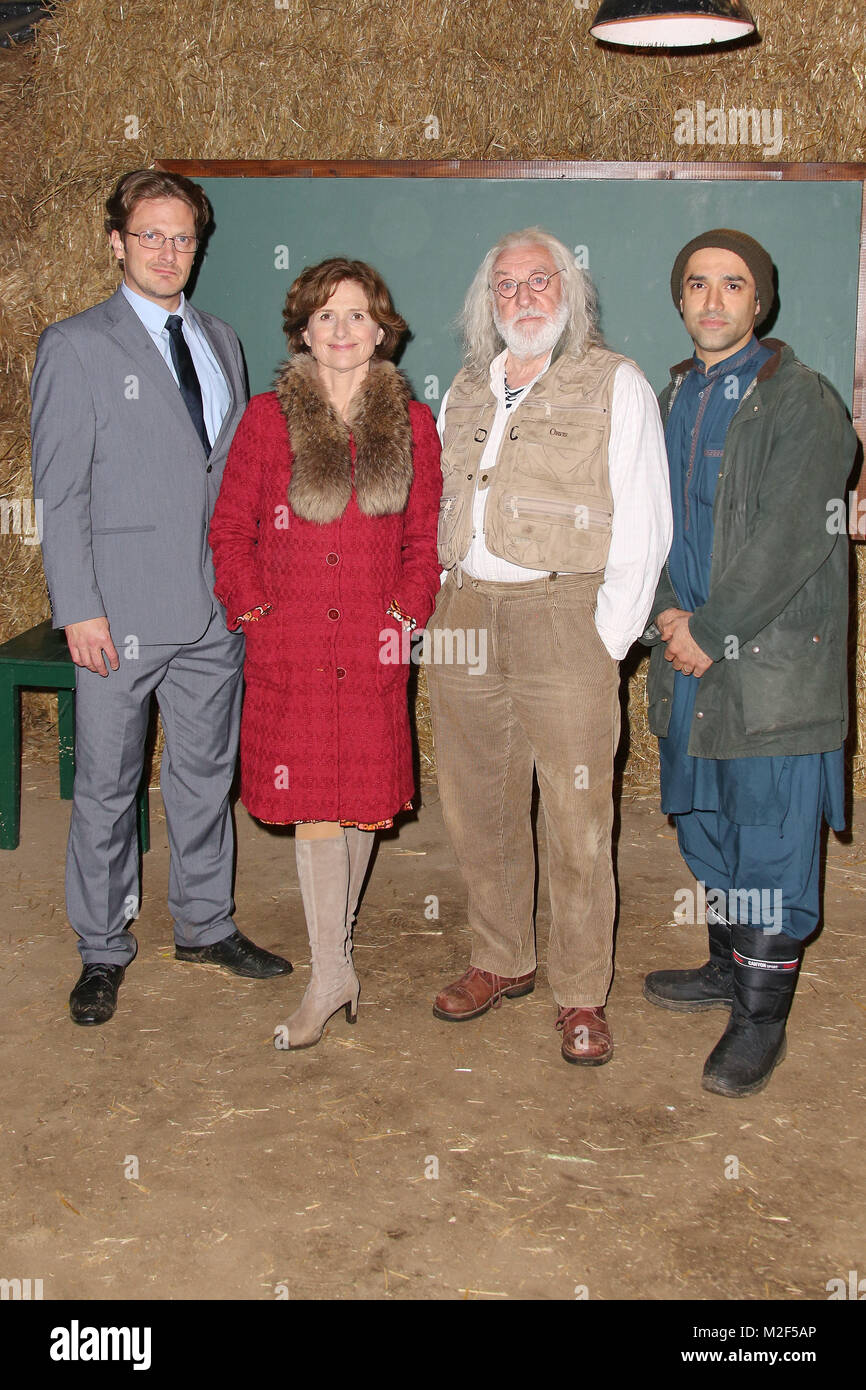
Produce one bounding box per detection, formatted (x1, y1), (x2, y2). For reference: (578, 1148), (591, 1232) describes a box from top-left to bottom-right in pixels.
(670, 228), (775, 330)
(641, 229), (857, 1097)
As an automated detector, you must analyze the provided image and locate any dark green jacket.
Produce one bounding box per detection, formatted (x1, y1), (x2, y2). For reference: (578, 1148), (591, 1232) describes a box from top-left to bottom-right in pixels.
(643, 340), (858, 758)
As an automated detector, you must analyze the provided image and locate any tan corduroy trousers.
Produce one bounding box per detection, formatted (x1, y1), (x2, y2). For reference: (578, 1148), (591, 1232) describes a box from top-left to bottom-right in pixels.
(425, 570), (621, 1008)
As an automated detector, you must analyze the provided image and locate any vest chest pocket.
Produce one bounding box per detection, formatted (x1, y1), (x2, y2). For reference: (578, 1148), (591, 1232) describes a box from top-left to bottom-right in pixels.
(492, 492), (612, 573)
(507, 410), (606, 485)
(441, 406), (490, 480)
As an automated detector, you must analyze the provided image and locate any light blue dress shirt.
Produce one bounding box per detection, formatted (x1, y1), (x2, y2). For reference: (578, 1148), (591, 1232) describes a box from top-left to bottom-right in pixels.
(120, 282), (231, 448)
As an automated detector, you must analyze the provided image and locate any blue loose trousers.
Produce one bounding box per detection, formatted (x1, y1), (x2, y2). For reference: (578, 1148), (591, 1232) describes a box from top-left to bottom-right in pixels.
(673, 750), (843, 942)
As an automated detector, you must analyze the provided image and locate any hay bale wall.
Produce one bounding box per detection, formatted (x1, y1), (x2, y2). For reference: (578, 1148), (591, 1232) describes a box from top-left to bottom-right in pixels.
(1, 0), (864, 791)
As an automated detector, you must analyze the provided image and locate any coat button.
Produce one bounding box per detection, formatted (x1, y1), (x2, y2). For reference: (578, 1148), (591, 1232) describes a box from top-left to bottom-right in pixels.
(206, 464), (213, 473)
(751, 645), (760, 653)
(326, 553), (339, 565)
(467, 473), (474, 480)
(696, 710), (704, 718)
(812, 634), (821, 643)
(336, 667), (346, 679)
(481, 473), (489, 482)
(327, 608), (340, 621)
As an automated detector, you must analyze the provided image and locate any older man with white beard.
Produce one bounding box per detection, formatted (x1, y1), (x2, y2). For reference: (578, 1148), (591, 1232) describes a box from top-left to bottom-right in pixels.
(426, 228), (672, 1066)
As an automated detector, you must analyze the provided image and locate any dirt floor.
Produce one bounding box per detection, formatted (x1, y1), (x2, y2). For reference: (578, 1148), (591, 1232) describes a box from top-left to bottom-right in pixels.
(1, 763), (864, 1303)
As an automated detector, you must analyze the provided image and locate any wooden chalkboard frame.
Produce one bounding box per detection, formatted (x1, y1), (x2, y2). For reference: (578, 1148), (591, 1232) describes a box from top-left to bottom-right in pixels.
(157, 159), (866, 536)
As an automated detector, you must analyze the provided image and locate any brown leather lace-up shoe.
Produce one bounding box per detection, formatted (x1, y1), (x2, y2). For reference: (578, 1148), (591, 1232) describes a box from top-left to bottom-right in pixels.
(556, 1005), (613, 1065)
(433, 965), (536, 1022)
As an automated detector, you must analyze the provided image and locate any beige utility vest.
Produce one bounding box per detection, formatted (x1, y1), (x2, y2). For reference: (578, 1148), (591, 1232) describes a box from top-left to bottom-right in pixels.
(438, 345), (631, 575)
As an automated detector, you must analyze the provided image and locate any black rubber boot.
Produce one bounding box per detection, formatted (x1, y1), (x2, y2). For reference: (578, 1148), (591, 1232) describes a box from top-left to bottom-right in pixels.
(702, 924), (802, 1098)
(643, 908), (733, 1012)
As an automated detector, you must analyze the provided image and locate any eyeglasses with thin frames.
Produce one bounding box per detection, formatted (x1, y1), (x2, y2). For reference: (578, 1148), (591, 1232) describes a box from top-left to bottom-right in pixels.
(125, 230), (199, 254)
(492, 269), (563, 299)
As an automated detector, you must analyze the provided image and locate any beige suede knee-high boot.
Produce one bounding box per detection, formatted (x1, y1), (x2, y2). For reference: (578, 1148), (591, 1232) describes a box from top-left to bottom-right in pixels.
(287, 834), (357, 1049)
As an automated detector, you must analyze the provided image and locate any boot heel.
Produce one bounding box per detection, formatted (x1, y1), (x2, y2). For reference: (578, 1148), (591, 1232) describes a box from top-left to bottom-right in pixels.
(345, 1000), (358, 1024)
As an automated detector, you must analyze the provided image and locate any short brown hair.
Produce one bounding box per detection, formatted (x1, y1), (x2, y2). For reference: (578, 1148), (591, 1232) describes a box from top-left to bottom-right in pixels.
(104, 169), (212, 238)
(282, 258), (407, 359)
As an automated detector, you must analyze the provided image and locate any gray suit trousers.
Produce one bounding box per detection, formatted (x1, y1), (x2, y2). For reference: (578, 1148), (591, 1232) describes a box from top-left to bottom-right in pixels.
(67, 609), (244, 965)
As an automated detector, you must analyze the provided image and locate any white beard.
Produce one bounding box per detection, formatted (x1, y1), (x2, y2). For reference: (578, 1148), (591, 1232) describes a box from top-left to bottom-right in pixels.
(494, 296), (569, 360)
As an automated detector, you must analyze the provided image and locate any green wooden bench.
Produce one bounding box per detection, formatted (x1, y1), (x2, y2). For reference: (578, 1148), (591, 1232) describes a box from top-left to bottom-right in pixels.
(0, 620), (149, 852)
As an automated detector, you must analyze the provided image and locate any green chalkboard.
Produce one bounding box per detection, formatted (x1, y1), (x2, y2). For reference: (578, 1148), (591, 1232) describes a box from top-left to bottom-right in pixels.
(185, 167), (862, 416)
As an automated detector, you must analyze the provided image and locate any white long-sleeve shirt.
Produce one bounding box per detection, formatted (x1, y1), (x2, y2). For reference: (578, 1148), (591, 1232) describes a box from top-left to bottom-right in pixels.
(437, 349), (672, 659)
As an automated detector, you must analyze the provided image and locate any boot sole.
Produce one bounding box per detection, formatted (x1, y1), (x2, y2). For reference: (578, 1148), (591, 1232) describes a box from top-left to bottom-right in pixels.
(701, 1037), (787, 1097)
(561, 1043), (614, 1067)
(432, 981), (535, 1022)
(642, 982), (733, 1013)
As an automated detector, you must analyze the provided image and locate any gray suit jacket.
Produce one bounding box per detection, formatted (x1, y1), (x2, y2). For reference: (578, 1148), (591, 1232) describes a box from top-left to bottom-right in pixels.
(30, 287), (249, 644)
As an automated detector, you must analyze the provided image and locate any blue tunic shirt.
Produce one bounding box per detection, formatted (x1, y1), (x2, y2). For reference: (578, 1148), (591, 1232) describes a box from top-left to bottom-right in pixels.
(658, 336), (844, 829)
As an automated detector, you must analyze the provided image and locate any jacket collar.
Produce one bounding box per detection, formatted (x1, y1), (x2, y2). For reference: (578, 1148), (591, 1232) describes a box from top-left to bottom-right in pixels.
(104, 288), (202, 444)
(104, 287), (240, 453)
(668, 337), (790, 387)
(274, 353), (414, 524)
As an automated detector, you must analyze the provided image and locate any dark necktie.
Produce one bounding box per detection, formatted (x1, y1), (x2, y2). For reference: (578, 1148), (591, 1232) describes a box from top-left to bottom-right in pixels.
(165, 314), (211, 455)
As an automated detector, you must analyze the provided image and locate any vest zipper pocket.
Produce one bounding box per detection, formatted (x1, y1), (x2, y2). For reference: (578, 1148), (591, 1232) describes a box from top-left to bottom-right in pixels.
(503, 494), (612, 530)
(539, 402), (608, 417)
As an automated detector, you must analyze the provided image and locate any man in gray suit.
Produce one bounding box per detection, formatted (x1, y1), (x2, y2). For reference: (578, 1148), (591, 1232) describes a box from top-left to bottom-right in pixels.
(31, 169), (291, 1025)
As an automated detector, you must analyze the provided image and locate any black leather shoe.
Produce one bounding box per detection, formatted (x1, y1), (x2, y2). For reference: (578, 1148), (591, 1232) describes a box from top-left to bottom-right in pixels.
(175, 929), (292, 979)
(69, 963), (125, 1026)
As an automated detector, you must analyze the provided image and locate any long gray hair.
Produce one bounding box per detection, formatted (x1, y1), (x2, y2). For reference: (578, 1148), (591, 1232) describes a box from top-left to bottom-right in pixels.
(459, 227), (601, 377)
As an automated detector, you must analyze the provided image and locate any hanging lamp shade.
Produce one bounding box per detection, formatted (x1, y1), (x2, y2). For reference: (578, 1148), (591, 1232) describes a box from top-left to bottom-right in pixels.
(590, 0), (757, 48)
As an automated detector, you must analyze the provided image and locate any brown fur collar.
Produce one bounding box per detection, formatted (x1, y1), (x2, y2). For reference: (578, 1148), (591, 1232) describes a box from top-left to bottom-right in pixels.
(274, 353), (414, 524)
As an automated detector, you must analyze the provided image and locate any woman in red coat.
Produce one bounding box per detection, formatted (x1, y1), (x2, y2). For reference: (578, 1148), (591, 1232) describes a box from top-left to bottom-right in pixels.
(209, 259), (442, 1048)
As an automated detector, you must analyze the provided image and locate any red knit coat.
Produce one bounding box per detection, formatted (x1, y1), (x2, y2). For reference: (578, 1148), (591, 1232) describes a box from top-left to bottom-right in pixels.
(209, 358), (442, 824)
